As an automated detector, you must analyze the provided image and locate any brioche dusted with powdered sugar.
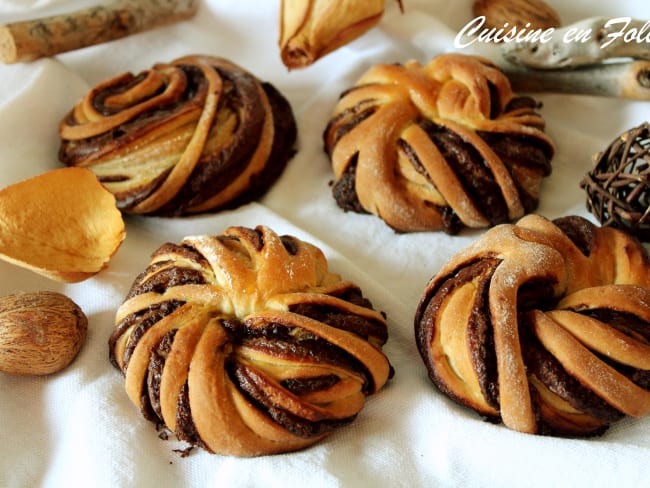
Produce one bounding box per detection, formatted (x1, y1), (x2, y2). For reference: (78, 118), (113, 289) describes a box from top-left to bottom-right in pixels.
(415, 214), (650, 436)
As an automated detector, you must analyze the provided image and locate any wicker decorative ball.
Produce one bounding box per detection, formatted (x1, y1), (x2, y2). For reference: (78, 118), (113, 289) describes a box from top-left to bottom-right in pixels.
(581, 122), (650, 242)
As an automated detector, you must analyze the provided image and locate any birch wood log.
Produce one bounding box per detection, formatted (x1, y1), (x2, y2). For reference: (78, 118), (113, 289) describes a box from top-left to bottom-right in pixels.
(501, 17), (650, 69)
(0, 0), (198, 64)
(500, 60), (650, 100)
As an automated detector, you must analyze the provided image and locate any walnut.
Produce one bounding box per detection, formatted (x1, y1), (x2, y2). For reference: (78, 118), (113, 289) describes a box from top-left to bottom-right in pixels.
(0, 291), (88, 375)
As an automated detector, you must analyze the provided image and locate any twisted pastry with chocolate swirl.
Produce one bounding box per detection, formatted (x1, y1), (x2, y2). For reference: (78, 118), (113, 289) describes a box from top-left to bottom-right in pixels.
(59, 55), (296, 215)
(323, 53), (555, 233)
(109, 225), (392, 456)
(415, 214), (650, 436)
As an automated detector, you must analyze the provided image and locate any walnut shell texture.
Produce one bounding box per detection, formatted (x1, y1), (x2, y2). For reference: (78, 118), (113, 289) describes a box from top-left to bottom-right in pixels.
(109, 225), (392, 456)
(323, 53), (555, 233)
(0, 291), (88, 375)
(415, 214), (650, 437)
(59, 55), (297, 216)
(473, 0), (562, 31)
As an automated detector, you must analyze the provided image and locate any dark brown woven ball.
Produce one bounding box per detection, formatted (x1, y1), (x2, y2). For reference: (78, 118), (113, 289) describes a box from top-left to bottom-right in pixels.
(581, 122), (650, 242)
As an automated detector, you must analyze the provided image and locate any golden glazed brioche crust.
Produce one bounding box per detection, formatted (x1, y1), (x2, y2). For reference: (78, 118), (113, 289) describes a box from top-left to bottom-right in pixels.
(415, 214), (650, 436)
(324, 53), (555, 233)
(110, 226), (392, 456)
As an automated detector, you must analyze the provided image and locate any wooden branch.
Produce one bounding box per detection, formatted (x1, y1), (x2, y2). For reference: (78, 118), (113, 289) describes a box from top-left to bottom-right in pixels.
(500, 60), (650, 100)
(0, 0), (198, 64)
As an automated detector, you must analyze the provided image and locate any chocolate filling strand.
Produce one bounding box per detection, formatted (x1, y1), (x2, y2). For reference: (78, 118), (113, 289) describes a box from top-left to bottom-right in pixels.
(229, 362), (356, 438)
(417, 258), (501, 411)
(398, 137), (463, 234)
(420, 119), (510, 226)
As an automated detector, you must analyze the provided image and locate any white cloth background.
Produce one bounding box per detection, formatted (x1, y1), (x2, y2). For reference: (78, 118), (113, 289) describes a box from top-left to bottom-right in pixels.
(1, 1), (650, 486)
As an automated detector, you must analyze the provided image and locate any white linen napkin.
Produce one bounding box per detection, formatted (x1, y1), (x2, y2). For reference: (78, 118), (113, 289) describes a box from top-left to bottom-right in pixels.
(1, 1), (650, 487)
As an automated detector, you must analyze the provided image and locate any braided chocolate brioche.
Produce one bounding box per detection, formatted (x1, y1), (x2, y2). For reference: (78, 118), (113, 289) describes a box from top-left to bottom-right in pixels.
(59, 55), (296, 216)
(415, 214), (650, 436)
(323, 53), (555, 233)
(109, 226), (392, 456)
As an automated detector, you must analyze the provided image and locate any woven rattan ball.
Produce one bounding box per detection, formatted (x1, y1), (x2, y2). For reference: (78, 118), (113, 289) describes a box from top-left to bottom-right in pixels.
(581, 122), (650, 242)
